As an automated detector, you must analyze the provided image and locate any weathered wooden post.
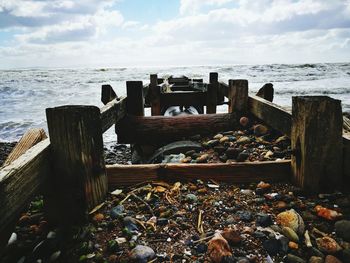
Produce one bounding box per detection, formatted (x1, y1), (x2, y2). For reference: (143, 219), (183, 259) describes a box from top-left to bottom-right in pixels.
(101, 84), (117, 105)
(45, 106), (108, 224)
(291, 96), (343, 192)
(256, 83), (274, 102)
(150, 74), (161, 116)
(126, 81), (144, 116)
(207, 73), (218, 114)
(228, 79), (248, 114)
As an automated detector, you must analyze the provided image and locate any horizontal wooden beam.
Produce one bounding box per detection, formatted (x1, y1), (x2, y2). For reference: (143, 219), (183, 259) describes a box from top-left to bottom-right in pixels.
(160, 91), (207, 107)
(219, 82), (229, 98)
(106, 160), (291, 187)
(115, 113), (239, 144)
(0, 139), (51, 252)
(248, 95), (292, 137)
(100, 97), (127, 133)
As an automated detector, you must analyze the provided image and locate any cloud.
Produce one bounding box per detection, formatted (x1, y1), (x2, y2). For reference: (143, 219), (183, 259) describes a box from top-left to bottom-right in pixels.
(0, 0), (350, 68)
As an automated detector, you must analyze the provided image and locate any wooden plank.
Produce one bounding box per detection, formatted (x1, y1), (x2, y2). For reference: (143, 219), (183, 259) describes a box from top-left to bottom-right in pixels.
(219, 82), (229, 98)
(248, 95), (292, 137)
(126, 81), (144, 116)
(343, 135), (350, 189)
(160, 92), (207, 107)
(150, 74), (161, 116)
(101, 84), (117, 105)
(3, 128), (47, 167)
(291, 96), (343, 192)
(256, 83), (274, 102)
(100, 97), (127, 133)
(228, 79), (248, 114)
(116, 113), (239, 144)
(106, 160), (291, 187)
(46, 106), (107, 225)
(0, 139), (50, 251)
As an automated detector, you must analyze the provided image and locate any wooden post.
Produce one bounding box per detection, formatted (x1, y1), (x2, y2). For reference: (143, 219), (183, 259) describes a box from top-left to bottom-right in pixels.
(45, 106), (107, 225)
(101, 84), (117, 105)
(228, 79), (248, 114)
(150, 74), (161, 116)
(207, 73), (218, 114)
(209, 72), (222, 104)
(126, 81), (144, 116)
(256, 83), (274, 102)
(291, 96), (343, 192)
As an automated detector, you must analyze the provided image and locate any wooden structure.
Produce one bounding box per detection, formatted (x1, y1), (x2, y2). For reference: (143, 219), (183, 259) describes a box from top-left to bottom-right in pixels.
(0, 72), (349, 254)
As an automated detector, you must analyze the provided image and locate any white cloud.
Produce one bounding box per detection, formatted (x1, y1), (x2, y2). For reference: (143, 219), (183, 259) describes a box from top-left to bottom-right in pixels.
(180, 0), (233, 15)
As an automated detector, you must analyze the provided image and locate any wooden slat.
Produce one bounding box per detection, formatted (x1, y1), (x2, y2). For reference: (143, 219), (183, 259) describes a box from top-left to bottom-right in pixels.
(0, 139), (50, 251)
(248, 95), (292, 137)
(219, 82), (229, 97)
(3, 128), (47, 167)
(101, 84), (117, 105)
(116, 113), (239, 144)
(106, 160), (291, 187)
(160, 92), (207, 107)
(343, 134), (350, 188)
(100, 97), (127, 133)
(46, 106), (107, 225)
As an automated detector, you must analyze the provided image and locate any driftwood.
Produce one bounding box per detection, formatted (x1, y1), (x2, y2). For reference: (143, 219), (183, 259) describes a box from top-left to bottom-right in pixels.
(106, 160), (291, 187)
(0, 139), (50, 251)
(3, 128), (47, 167)
(291, 96), (343, 192)
(116, 113), (239, 144)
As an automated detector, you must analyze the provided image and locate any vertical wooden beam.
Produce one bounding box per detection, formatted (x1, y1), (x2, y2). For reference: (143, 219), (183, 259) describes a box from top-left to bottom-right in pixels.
(209, 72), (222, 104)
(228, 79), (248, 114)
(150, 74), (161, 116)
(101, 84), (117, 105)
(126, 81), (144, 116)
(291, 96), (343, 192)
(45, 106), (107, 225)
(207, 73), (218, 114)
(256, 83), (274, 102)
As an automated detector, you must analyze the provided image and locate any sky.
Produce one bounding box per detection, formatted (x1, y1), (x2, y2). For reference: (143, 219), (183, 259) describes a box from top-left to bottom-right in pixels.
(0, 0), (350, 68)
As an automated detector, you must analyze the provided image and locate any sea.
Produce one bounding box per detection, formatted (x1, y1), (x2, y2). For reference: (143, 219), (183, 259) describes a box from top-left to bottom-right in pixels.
(1, 63), (350, 143)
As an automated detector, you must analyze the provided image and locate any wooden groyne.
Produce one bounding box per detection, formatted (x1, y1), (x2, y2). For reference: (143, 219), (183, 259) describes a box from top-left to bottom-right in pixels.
(0, 72), (349, 253)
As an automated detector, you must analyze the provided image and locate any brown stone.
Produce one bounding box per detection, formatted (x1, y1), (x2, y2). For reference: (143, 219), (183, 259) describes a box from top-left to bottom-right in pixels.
(325, 255), (343, 263)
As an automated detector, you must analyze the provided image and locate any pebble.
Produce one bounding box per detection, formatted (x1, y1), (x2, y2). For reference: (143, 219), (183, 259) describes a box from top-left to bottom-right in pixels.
(206, 140), (219, 147)
(221, 228), (242, 245)
(256, 213), (273, 227)
(236, 210), (253, 222)
(220, 136), (230, 143)
(237, 152), (249, 162)
(110, 205), (124, 219)
(237, 136), (251, 145)
(276, 209), (305, 235)
(239, 117), (249, 127)
(123, 217), (139, 233)
(315, 205), (343, 221)
(129, 245), (155, 262)
(195, 243), (207, 254)
(196, 154), (209, 163)
(225, 147), (241, 159)
(335, 220), (350, 242)
(92, 213), (105, 223)
(185, 193), (198, 203)
(309, 256), (324, 263)
(254, 124), (269, 136)
(286, 254), (306, 263)
(289, 241), (299, 250)
(282, 226), (299, 242)
(208, 233), (232, 263)
(263, 239), (280, 256)
(214, 134), (224, 140)
(7, 232), (17, 245)
(257, 181), (271, 189)
(316, 236), (342, 254)
(325, 255), (343, 263)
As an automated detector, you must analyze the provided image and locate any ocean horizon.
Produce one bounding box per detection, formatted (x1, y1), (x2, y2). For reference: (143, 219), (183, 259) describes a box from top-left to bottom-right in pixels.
(1, 62), (350, 142)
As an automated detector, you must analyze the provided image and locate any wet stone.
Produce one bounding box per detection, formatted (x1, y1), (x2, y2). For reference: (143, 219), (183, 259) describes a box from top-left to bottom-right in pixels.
(236, 210), (253, 222)
(286, 254), (306, 263)
(325, 255), (343, 263)
(309, 256), (324, 263)
(256, 213), (273, 227)
(185, 193), (198, 203)
(263, 239), (281, 256)
(110, 205), (124, 219)
(237, 152), (249, 162)
(335, 220), (350, 242)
